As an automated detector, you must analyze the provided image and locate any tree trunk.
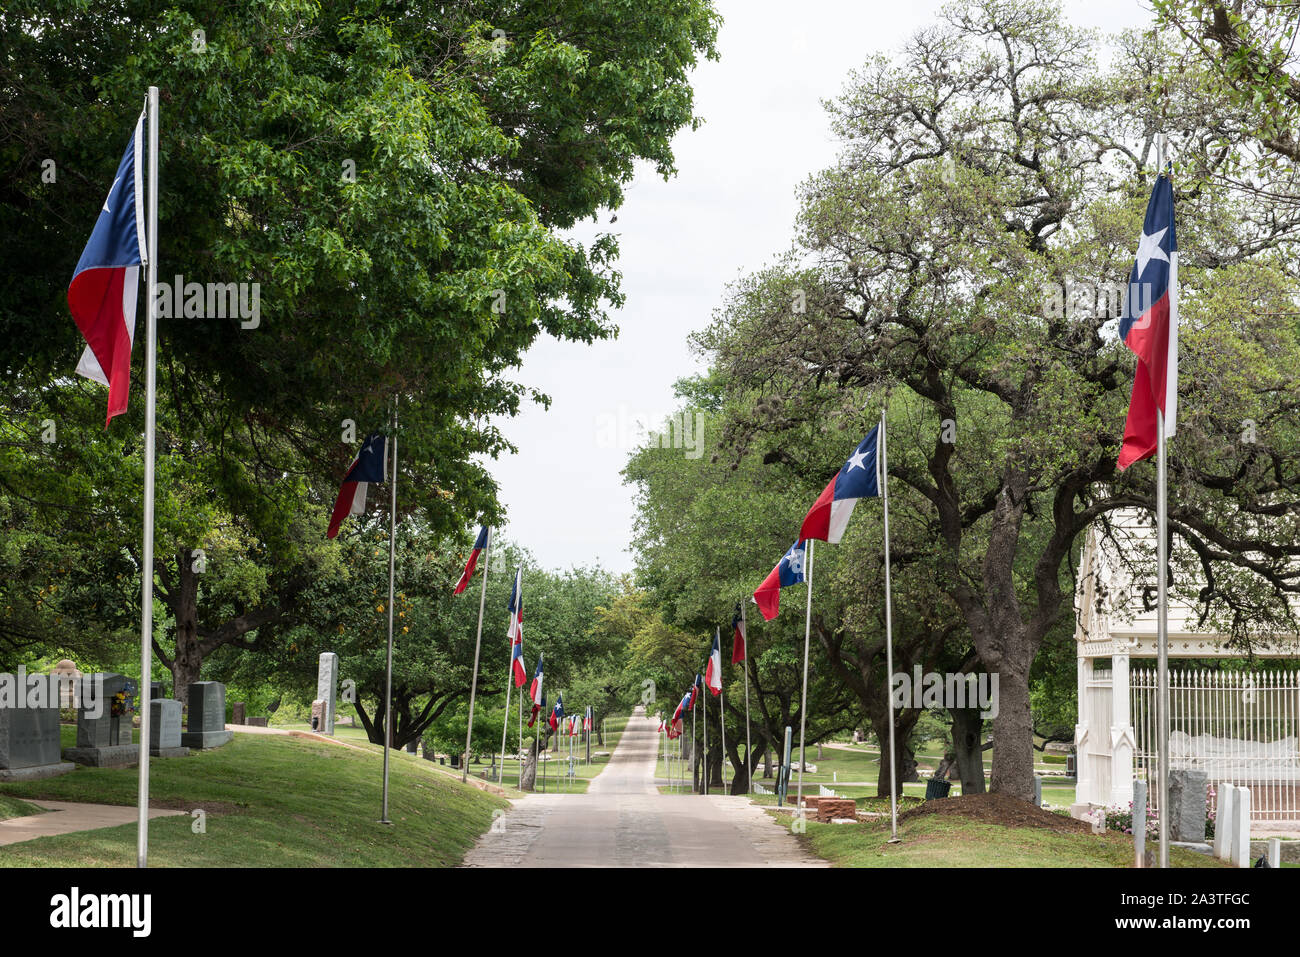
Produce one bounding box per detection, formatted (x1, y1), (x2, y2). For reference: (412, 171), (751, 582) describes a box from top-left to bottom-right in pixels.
(989, 659), (1034, 800)
(168, 549), (203, 710)
(871, 710), (920, 797)
(950, 704), (987, 794)
(520, 738), (538, 791)
(762, 745), (772, 778)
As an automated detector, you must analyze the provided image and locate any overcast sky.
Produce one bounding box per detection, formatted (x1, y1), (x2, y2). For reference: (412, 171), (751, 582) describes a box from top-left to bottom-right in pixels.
(490, 0), (1153, 575)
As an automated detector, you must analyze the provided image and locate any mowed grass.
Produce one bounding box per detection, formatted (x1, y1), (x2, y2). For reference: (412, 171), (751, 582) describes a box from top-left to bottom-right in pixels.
(274, 716), (628, 795)
(0, 732), (509, 867)
(790, 813), (1227, 868)
(0, 794), (43, 821)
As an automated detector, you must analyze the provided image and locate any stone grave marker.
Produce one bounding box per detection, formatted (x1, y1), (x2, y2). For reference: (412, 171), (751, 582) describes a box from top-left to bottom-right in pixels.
(1214, 783), (1234, 859)
(316, 652), (339, 735)
(64, 673), (140, 767)
(149, 699), (189, 758)
(180, 681), (234, 750)
(231, 701), (246, 725)
(1168, 768), (1208, 842)
(0, 703), (74, 781)
(1231, 787), (1252, 868)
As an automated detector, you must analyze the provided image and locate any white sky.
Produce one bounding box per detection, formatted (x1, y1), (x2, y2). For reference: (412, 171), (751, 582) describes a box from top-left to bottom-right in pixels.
(491, 0), (1154, 574)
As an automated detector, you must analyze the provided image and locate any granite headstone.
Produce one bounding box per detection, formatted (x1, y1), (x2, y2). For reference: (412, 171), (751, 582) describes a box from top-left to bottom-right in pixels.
(180, 681), (233, 750)
(148, 698), (189, 758)
(1168, 768), (1209, 842)
(0, 703), (74, 781)
(64, 673), (140, 767)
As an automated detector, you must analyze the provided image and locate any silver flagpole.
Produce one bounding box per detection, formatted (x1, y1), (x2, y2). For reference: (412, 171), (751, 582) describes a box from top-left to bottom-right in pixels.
(691, 692), (697, 793)
(717, 626), (728, 795)
(380, 400), (398, 824)
(742, 601), (752, 794)
(796, 539), (814, 810)
(498, 670), (513, 784)
(702, 674), (708, 796)
(1157, 410), (1169, 868)
(136, 85), (159, 869)
(462, 529), (490, 783)
(881, 408), (900, 842)
(1155, 130), (1171, 870)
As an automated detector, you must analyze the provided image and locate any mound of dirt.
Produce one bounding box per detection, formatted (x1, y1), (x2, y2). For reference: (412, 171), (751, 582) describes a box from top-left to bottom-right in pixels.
(899, 792), (1093, 835)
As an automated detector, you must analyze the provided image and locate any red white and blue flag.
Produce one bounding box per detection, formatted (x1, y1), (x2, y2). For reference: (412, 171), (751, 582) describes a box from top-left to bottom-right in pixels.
(669, 689), (691, 737)
(753, 539), (807, 622)
(704, 631), (723, 696)
(507, 566), (526, 686)
(731, 605), (746, 664)
(1117, 172), (1178, 470)
(69, 110), (147, 427)
(527, 654), (544, 726)
(326, 433), (388, 538)
(799, 424), (881, 543)
(453, 526), (490, 594)
(548, 693), (564, 731)
(569, 715), (578, 738)
(583, 706), (592, 732)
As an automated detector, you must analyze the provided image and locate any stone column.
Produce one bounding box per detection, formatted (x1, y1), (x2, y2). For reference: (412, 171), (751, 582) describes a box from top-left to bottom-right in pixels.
(1109, 651), (1135, 808)
(317, 652), (339, 735)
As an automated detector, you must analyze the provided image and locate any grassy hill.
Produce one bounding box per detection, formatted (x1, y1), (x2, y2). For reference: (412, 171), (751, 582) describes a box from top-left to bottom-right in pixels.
(0, 732), (509, 867)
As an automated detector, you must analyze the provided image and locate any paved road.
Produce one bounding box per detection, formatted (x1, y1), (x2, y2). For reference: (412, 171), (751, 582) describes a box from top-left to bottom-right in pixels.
(463, 706), (825, 867)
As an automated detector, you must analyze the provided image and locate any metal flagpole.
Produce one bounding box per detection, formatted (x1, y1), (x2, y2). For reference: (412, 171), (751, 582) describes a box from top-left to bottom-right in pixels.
(462, 530), (490, 783)
(742, 601), (752, 794)
(691, 693), (697, 793)
(517, 693), (522, 780)
(702, 674), (709, 796)
(720, 684), (728, 795)
(796, 539), (815, 809)
(136, 85), (159, 869)
(498, 673), (513, 784)
(881, 408), (900, 842)
(1156, 130), (1171, 870)
(717, 626), (728, 795)
(379, 399), (398, 824)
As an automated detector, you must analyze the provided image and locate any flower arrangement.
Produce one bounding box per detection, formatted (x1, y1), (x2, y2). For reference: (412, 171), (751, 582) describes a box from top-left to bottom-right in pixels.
(111, 679), (138, 717)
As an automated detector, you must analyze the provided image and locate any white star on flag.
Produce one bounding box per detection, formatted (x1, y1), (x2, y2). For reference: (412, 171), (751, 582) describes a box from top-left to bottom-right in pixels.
(1134, 226), (1168, 277)
(845, 449), (868, 471)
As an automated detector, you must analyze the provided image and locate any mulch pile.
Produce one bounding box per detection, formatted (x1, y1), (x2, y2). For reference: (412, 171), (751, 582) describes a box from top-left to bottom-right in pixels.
(898, 792), (1093, 835)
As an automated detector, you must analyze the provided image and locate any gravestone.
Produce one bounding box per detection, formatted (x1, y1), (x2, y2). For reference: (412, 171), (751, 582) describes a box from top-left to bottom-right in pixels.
(1168, 769), (1208, 842)
(231, 702), (246, 725)
(1231, 787), (1252, 868)
(148, 699), (189, 758)
(150, 680), (164, 701)
(180, 681), (233, 750)
(316, 652), (339, 735)
(1033, 774), (1043, 807)
(64, 673), (140, 767)
(247, 716), (268, 728)
(0, 704), (74, 781)
(1214, 784), (1235, 860)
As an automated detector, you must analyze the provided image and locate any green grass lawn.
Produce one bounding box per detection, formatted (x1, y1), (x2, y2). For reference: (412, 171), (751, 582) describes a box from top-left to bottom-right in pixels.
(792, 811), (1228, 868)
(0, 732), (509, 867)
(0, 794), (43, 822)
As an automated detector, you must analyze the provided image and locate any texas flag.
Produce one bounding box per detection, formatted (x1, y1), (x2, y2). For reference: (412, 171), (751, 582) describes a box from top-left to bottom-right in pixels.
(753, 539), (807, 621)
(69, 110), (147, 427)
(704, 631), (723, 696)
(800, 424), (881, 543)
(731, 605), (746, 664)
(691, 673), (703, 709)
(507, 567), (526, 686)
(326, 433), (388, 538)
(453, 526), (490, 594)
(548, 692), (564, 731)
(583, 706), (592, 732)
(1117, 172), (1178, 470)
(569, 715), (578, 738)
(527, 654), (544, 726)
(670, 690), (690, 737)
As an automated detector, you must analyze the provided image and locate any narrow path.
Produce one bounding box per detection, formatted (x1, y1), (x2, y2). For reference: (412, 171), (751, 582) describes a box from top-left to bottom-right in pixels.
(463, 706), (825, 867)
(0, 801), (186, 847)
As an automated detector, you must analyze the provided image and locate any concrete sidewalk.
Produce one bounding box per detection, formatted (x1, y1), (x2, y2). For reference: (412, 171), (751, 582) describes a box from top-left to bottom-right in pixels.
(0, 801), (187, 847)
